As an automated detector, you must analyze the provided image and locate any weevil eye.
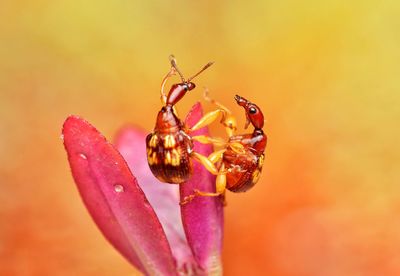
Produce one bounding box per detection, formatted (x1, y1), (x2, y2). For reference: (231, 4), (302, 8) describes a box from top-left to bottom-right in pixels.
(249, 106), (257, 114)
(186, 82), (196, 91)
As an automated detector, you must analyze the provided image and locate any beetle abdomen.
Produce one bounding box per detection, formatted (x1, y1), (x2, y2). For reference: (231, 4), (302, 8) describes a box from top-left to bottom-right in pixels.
(146, 131), (193, 184)
(223, 147), (263, 192)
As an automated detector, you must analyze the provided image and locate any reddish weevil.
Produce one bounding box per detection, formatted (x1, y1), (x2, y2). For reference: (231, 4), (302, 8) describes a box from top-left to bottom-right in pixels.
(146, 55), (222, 184)
(180, 93), (267, 204)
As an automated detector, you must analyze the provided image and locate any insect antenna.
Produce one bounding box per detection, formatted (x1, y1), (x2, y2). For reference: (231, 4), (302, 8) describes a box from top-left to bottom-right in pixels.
(169, 55), (186, 82)
(187, 61), (214, 82)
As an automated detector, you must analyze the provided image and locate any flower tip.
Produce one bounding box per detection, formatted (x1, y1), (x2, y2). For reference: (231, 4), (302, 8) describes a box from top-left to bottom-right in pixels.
(63, 114), (82, 126)
(62, 116), (177, 275)
(62, 115), (84, 138)
(185, 102), (202, 124)
(62, 116), (102, 149)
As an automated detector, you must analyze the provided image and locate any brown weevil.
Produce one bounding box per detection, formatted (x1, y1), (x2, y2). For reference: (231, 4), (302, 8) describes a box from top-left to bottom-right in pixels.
(146, 55), (224, 184)
(180, 92), (267, 204)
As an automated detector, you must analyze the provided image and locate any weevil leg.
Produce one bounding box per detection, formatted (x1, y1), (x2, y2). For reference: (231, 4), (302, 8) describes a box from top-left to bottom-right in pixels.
(203, 88), (232, 114)
(179, 194), (197, 205)
(223, 116), (237, 138)
(203, 88), (238, 137)
(160, 67), (176, 105)
(229, 142), (246, 154)
(179, 164), (227, 205)
(181, 149), (225, 204)
(191, 152), (219, 175)
(160, 67), (180, 116)
(180, 165), (227, 205)
(208, 149), (226, 163)
(195, 164), (227, 196)
(189, 109), (227, 132)
(191, 135), (226, 146)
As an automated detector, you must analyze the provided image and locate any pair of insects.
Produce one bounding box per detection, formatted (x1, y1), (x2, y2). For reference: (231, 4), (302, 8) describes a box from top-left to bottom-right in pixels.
(146, 56), (267, 204)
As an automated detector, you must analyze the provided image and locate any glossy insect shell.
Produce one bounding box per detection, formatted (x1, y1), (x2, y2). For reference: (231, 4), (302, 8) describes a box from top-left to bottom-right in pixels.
(223, 131), (267, 192)
(146, 106), (193, 184)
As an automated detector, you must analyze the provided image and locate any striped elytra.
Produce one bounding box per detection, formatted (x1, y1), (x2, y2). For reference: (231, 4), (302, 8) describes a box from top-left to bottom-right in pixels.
(146, 56), (214, 185)
(146, 130), (193, 184)
(146, 105), (194, 184)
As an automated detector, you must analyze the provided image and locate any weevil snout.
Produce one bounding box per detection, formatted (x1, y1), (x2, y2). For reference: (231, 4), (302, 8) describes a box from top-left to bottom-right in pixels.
(234, 94), (247, 106)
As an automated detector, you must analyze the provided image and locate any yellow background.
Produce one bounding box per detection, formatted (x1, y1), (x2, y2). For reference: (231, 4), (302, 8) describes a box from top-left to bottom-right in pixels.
(1, 1), (400, 275)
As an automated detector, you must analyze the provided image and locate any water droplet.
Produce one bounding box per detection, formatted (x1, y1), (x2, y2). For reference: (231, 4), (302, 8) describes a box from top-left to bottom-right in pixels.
(79, 153), (87, 160)
(60, 134), (64, 141)
(114, 184), (124, 193)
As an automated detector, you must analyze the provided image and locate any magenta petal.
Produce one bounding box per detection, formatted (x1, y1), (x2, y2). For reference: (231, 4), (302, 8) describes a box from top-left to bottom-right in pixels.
(180, 103), (224, 274)
(114, 126), (195, 270)
(62, 116), (177, 276)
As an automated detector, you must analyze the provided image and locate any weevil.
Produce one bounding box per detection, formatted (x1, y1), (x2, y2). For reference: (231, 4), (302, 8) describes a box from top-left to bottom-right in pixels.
(146, 56), (225, 184)
(180, 92), (267, 204)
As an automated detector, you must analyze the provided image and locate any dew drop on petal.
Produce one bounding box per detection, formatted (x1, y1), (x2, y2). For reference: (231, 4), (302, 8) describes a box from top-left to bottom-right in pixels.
(60, 134), (64, 141)
(79, 153), (87, 160)
(114, 184), (124, 193)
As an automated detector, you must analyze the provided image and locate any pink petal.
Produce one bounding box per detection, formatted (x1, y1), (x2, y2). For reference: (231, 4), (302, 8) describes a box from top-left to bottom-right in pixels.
(180, 103), (224, 274)
(114, 126), (195, 271)
(62, 116), (177, 276)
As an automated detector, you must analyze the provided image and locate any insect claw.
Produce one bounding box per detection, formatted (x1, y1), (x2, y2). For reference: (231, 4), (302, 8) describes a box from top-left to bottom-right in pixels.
(179, 194), (196, 205)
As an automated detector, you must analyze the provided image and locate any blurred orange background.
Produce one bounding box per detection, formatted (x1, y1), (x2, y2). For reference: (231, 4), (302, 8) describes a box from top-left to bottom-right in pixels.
(1, 1), (400, 275)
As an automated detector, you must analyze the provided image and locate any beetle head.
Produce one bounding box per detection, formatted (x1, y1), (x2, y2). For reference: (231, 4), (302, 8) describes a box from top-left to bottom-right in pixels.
(235, 95), (264, 130)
